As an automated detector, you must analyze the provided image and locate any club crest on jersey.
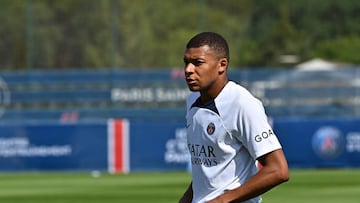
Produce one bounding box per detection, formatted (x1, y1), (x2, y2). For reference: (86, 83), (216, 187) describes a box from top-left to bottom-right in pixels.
(207, 122), (215, 135)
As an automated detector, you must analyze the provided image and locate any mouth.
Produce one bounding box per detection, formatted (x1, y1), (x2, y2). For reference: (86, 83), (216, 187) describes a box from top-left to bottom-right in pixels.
(186, 78), (196, 85)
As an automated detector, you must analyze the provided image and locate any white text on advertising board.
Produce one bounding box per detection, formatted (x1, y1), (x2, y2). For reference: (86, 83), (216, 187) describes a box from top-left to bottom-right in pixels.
(0, 137), (72, 157)
(111, 87), (189, 103)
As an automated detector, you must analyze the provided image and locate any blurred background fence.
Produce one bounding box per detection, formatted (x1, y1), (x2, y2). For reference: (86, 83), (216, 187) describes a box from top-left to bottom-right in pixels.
(0, 68), (359, 123)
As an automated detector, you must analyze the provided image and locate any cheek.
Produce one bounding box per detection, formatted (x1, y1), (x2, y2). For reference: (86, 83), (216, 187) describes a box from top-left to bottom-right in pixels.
(199, 70), (218, 86)
(196, 63), (218, 83)
(204, 67), (218, 78)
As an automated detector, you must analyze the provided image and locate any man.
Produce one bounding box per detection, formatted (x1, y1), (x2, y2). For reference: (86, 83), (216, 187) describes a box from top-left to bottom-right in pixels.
(179, 32), (289, 203)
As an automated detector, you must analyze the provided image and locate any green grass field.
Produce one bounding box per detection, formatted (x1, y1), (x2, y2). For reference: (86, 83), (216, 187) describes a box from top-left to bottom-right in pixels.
(0, 169), (359, 203)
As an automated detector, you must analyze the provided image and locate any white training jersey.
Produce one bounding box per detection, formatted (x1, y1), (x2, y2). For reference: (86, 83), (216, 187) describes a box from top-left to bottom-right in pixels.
(186, 81), (282, 203)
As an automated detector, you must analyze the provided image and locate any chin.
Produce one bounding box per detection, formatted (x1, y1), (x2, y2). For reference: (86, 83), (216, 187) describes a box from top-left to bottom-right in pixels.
(188, 86), (200, 92)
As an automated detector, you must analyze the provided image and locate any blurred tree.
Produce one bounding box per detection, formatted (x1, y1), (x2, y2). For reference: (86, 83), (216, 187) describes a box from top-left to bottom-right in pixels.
(32, 0), (113, 69)
(0, 0), (359, 70)
(286, 0), (360, 63)
(0, 0), (26, 70)
(312, 35), (360, 64)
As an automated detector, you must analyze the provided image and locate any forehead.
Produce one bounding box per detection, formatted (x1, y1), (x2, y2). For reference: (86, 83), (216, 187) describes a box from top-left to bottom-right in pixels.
(184, 45), (214, 59)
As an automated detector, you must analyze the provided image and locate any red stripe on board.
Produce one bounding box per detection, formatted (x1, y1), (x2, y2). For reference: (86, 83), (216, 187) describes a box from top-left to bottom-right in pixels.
(114, 120), (124, 173)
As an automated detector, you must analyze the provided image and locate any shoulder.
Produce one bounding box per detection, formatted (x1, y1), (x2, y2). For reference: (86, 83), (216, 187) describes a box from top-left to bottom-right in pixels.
(215, 81), (267, 121)
(219, 81), (261, 105)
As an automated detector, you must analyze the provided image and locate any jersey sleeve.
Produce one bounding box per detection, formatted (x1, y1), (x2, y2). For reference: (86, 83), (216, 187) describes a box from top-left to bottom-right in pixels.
(237, 97), (282, 159)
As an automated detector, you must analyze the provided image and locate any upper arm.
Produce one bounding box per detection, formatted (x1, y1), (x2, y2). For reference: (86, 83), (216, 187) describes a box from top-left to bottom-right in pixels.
(257, 149), (289, 181)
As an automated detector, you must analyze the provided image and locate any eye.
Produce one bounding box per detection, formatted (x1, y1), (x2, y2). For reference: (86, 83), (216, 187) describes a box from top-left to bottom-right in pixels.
(192, 60), (203, 66)
(184, 58), (204, 67)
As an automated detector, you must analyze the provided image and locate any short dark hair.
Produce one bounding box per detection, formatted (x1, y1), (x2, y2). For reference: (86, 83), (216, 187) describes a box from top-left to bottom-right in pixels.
(186, 32), (229, 62)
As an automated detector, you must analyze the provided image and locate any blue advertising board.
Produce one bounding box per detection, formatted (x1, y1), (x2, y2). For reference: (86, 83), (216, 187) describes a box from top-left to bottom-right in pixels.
(0, 118), (359, 172)
(128, 118), (360, 171)
(0, 122), (108, 171)
(129, 121), (189, 171)
(274, 118), (360, 168)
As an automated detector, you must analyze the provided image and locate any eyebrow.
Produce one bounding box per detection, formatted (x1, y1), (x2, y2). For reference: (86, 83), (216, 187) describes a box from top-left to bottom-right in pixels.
(183, 57), (205, 63)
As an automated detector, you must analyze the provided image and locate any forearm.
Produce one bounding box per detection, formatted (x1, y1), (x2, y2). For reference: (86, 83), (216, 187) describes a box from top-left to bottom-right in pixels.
(179, 182), (193, 203)
(208, 149), (289, 203)
(221, 165), (288, 202)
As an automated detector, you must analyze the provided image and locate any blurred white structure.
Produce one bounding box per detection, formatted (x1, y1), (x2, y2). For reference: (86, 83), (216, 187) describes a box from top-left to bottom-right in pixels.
(295, 58), (347, 71)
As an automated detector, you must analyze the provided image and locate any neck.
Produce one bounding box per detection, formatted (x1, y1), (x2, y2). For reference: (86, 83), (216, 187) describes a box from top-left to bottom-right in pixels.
(200, 79), (229, 103)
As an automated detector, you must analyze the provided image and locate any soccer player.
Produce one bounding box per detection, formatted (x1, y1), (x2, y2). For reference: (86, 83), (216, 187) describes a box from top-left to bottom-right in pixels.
(179, 32), (289, 203)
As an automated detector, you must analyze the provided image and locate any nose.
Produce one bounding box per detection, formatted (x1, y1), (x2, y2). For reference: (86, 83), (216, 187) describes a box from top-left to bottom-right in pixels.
(184, 63), (194, 76)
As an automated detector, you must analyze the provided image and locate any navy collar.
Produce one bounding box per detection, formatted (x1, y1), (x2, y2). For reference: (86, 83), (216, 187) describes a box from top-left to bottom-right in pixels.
(191, 97), (220, 116)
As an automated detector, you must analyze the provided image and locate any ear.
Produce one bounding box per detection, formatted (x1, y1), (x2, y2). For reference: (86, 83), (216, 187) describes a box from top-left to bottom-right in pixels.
(218, 58), (228, 74)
